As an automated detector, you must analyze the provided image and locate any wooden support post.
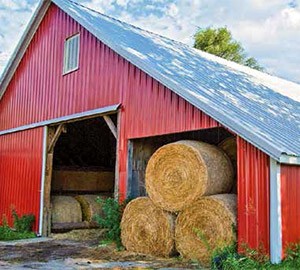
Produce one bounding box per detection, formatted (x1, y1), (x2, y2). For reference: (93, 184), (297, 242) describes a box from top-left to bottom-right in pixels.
(42, 127), (55, 236)
(42, 125), (65, 236)
(114, 112), (121, 200)
(48, 124), (66, 152)
(103, 115), (118, 139)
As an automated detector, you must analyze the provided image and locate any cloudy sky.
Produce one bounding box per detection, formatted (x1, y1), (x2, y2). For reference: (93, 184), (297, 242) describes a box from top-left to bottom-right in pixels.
(0, 0), (299, 83)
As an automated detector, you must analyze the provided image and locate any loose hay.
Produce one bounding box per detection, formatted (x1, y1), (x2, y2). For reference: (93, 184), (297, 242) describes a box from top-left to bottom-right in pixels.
(145, 140), (234, 212)
(175, 194), (237, 265)
(218, 137), (237, 193)
(75, 195), (106, 222)
(51, 196), (82, 223)
(121, 197), (176, 257)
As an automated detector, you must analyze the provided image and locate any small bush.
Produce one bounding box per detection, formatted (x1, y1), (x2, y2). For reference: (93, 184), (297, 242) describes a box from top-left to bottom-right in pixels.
(12, 209), (35, 233)
(94, 197), (130, 249)
(0, 209), (36, 241)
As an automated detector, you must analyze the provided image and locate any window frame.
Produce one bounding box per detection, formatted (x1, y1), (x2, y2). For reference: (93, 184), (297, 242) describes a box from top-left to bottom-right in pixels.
(63, 33), (80, 75)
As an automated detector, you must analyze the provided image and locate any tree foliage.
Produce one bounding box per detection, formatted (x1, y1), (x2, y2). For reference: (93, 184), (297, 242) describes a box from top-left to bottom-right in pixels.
(193, 27), (263, 71)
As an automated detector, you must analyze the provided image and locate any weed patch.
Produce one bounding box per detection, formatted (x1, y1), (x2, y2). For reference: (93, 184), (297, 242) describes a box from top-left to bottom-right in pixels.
(94, 197), (130, 249)
(212, 243), (300, 270)
(0, 209), (36, 241)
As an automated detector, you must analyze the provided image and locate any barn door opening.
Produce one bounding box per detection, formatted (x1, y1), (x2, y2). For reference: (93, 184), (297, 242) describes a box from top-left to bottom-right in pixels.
(41, 113), (119, 236)
(127, 127), (236, 198)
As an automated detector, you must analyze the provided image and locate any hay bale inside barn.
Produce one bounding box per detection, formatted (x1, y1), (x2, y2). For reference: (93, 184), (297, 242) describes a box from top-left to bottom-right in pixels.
(145, 140), (234, 212)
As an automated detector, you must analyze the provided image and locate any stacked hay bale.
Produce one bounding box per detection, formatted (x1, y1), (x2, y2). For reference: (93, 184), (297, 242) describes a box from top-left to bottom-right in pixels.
(121, 197), (176, 257)
(51, 194), (108, 231)
(121, 140), (237, 264)
(51, 196), (82, 223)
(75, 195), (107, 222)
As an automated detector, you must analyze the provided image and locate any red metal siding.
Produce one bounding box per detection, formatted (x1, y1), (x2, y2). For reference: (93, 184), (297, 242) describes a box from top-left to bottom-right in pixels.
(237, 137), (270, 254)
(0, 4), (220, 199)
(0, 4), (273, 251)
(0, 4), (121, 131)
(0, 128), (43, 231)
(281, 164), (300, 251)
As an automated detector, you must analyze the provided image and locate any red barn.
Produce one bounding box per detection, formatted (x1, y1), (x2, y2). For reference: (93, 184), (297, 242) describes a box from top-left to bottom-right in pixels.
(1, 0), (300, 263)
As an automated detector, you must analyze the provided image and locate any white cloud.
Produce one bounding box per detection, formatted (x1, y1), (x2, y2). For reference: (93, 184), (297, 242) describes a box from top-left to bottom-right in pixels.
(0, 0), (299, 83)
(81, 0), (115, 12)
(166, 3), (179, 17)
(115, 0), (130, 6)
(0, 0), (28, 10)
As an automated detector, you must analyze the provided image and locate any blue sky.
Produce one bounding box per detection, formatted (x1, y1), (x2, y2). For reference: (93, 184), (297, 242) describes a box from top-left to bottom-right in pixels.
(0, 0), (300, 83)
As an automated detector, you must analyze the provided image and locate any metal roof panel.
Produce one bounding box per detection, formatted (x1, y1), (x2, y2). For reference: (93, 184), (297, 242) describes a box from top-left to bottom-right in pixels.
(1, 0), (300, 160)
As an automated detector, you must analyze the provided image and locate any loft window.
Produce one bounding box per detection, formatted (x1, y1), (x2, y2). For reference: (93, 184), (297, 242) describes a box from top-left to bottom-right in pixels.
(63, 33), (80, 74)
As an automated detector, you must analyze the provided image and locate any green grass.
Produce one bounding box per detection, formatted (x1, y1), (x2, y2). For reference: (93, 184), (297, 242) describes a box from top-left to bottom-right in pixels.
(0, 226), (36, 241)
(0, 208), (36, 241)
(211, 243), (300, 270)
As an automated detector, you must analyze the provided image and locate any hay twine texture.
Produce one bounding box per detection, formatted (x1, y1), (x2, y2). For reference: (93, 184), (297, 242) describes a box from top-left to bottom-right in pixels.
(51, 196), (82, 223)
(121, 197), (176, 257)
(75, 195), (105, 222)
(145, 140), (234, 212)
(218, 137), (237, 193)
(175, 194), (237, 265)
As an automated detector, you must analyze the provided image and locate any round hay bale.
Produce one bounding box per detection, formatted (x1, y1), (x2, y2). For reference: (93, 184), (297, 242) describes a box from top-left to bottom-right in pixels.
(75, 195), (106, 222)
(51, 196), (82, 223)
(175, 194), (237, 265)
(145, 140), (234, 212)
(121, 197), (176, 257)
(218, 137), (237, 193)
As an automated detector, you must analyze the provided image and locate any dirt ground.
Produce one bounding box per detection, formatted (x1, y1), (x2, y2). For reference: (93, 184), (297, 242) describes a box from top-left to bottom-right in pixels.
(0, 230), (201, 269)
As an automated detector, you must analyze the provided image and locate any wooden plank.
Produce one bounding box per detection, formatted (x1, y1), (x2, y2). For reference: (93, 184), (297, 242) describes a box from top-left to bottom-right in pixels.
(52, 170), (114, 192)
(42, 127), (55, 236)
(103, 115), (118, 139)
(114, 112), (121, 200)
(48, 124), (65, 152)
(51, 221), (99, 232)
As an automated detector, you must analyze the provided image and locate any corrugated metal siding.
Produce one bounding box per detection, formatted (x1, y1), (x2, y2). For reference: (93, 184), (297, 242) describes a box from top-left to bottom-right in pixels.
(0, 4), (272, 253)
(281, 164), (300, 252)
(237, 137), (270, 254)
(0, 4), (121, 131)
(117, 64), (220, 198)
(0, 128), (43, 231)
(47, 0), (300, 160)
(0, 4), (220, 198)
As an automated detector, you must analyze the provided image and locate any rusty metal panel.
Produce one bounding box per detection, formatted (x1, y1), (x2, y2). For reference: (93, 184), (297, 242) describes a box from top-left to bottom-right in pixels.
(281, 164), (300, 252)
(237, 137), (270, 255)
(0, 128), (43, 232)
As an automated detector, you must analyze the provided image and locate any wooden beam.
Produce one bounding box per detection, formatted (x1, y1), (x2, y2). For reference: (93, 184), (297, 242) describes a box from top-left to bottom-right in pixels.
(47, 124), (65, 152)
(51, 221), (99, 232)
(114, 112), (121, 200)
(103, 115), (118, 139)
(42, 127), (55, 236)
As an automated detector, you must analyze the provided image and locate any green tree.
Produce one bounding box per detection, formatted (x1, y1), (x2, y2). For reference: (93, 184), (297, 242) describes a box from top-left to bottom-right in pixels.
(193, 27), (263, 71)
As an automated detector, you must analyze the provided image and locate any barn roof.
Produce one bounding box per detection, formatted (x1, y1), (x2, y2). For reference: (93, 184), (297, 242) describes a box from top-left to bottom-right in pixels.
(1, 0), (300, 163)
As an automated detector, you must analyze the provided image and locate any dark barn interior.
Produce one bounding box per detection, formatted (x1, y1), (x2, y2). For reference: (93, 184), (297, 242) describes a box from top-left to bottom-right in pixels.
(49, 115), (117, 232)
